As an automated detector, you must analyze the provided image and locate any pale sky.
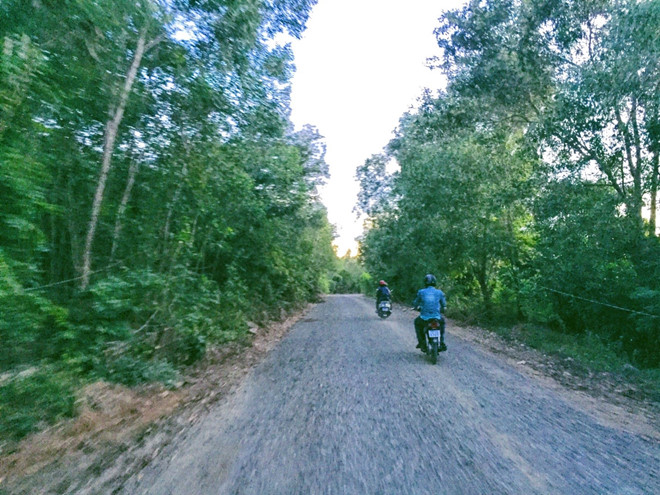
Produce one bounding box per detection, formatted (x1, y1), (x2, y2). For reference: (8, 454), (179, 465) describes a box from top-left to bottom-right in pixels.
(289, 0), (466, 256)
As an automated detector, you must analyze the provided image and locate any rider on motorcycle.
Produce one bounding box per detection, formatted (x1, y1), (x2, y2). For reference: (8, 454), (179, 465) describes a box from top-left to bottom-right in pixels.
(413, 274), (447, 353)
(376, 280), (391, 312)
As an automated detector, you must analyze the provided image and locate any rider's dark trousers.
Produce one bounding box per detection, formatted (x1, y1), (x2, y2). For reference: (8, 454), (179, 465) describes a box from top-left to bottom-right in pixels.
(414, 316), (445, 347)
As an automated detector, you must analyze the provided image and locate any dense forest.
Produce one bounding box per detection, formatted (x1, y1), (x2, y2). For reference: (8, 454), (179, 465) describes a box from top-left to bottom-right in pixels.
(0, 0), (340, 441)
(357, 0), (659, 368)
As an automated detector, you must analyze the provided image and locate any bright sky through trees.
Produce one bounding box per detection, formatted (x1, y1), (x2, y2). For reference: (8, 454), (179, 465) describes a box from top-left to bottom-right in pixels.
(289, 0), (466, 256)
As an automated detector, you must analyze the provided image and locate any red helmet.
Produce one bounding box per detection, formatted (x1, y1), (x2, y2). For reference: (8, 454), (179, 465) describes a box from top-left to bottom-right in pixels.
(379, 280), (387, 286)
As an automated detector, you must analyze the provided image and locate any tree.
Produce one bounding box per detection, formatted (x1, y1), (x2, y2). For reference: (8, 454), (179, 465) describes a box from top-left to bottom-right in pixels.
(1, 0), (341, 441)
(358, 0), (660, 367)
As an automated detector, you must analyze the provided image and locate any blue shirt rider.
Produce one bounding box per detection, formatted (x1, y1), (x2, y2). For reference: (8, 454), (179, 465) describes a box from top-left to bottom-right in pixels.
(376, 280), (391, 311)
(413, 274), (447, 352)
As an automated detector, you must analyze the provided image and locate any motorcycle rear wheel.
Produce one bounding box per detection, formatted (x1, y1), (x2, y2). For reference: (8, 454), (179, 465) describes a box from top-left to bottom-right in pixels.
(430, 340), (438, 364)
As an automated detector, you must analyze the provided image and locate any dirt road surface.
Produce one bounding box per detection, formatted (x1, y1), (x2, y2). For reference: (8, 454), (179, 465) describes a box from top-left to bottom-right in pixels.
(121, 294), (659, 495)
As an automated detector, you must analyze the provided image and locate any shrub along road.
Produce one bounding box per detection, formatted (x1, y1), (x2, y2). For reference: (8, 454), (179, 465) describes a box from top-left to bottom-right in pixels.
(122, 295), (659, 495)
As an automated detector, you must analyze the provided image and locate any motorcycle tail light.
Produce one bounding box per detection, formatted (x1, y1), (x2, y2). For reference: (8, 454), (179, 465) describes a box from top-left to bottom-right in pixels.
(429, 320), (440, 329)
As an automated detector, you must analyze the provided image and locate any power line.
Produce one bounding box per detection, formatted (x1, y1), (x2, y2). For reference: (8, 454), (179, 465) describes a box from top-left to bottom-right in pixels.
(538, 285), (660, 319)
(22, 261), (123, 292)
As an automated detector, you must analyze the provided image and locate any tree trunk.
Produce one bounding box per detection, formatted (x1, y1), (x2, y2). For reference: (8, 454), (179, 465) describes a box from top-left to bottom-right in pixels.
(476, 223), (493, 319)
(630, 98), (644, 221)
(476, 266), (493, 319)
(651, 149), (659, 236)
(615, 103), (643, 226)
(110, 157), (140, 260)
(504, 209), (523, 318)
(160, 161), (188, 270)
(66, 179), (82, 277)
(80, 33), (147, 289)
(195, 228), (214, 273)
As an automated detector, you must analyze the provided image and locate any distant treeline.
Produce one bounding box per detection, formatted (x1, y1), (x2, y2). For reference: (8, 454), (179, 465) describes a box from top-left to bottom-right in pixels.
(357, 0), (660, 368)
(0, 0), (337, 441)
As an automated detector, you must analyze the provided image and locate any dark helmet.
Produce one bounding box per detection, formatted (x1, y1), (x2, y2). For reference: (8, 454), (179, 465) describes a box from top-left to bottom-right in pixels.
(424, 274), (437, 287)
(379, 280), (387, 286)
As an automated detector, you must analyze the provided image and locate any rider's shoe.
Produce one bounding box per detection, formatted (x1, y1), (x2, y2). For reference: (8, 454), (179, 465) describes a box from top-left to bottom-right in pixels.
(439, 342), (447, 352)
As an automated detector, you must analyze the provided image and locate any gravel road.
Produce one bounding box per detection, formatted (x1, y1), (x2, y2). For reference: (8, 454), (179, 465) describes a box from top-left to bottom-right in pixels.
(123, 294), (659, 495)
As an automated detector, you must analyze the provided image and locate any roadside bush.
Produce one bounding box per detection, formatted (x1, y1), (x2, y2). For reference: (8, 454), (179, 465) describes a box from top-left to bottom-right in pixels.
(629, 288), (660, 368)
(69, 267), (247, 382)
(0, 368), (76, 442)
(329, 255), (368, 294)
(511, 325), (628, 372)
(98, 354), (179, 388)
(0, 252), (69, 370)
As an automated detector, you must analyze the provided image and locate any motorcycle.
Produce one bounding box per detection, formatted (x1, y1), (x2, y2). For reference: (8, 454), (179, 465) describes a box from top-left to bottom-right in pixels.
(377, 299), (392, 319)
(423, 317), (443, 364)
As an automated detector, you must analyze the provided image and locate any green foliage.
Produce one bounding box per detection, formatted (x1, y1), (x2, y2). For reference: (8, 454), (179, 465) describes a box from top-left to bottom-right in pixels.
(0, 251), (69, 370)
(0, 0), (331, 442)
(355, 154), (394, 218)
(55, 267), (249, 384)
(327, 253), (369, 294)
(629, 287), (660, 367)
(360, 99), (536, 314)
(99, 355), (179, 388)
(500, 325), (630, 373)
(529, 179), (660, 367)
(0, 368), (76, 442)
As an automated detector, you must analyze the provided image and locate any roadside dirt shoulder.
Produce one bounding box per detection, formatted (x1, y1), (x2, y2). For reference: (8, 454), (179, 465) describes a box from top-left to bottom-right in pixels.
(0, 303), (316, 495)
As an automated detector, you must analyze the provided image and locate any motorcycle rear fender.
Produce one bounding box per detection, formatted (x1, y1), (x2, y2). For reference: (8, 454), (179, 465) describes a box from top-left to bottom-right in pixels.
(426, 318), (441, 329)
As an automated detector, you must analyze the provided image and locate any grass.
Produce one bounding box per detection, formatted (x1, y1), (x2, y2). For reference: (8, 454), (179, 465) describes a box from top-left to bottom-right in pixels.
(504, 325), (627, 371)
(493, 323), (660, 399)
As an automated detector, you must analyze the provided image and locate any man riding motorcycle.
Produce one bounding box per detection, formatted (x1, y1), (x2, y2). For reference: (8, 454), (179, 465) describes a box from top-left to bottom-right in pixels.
(413, 274), (447, 353)
(375, 280), (391, 312)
